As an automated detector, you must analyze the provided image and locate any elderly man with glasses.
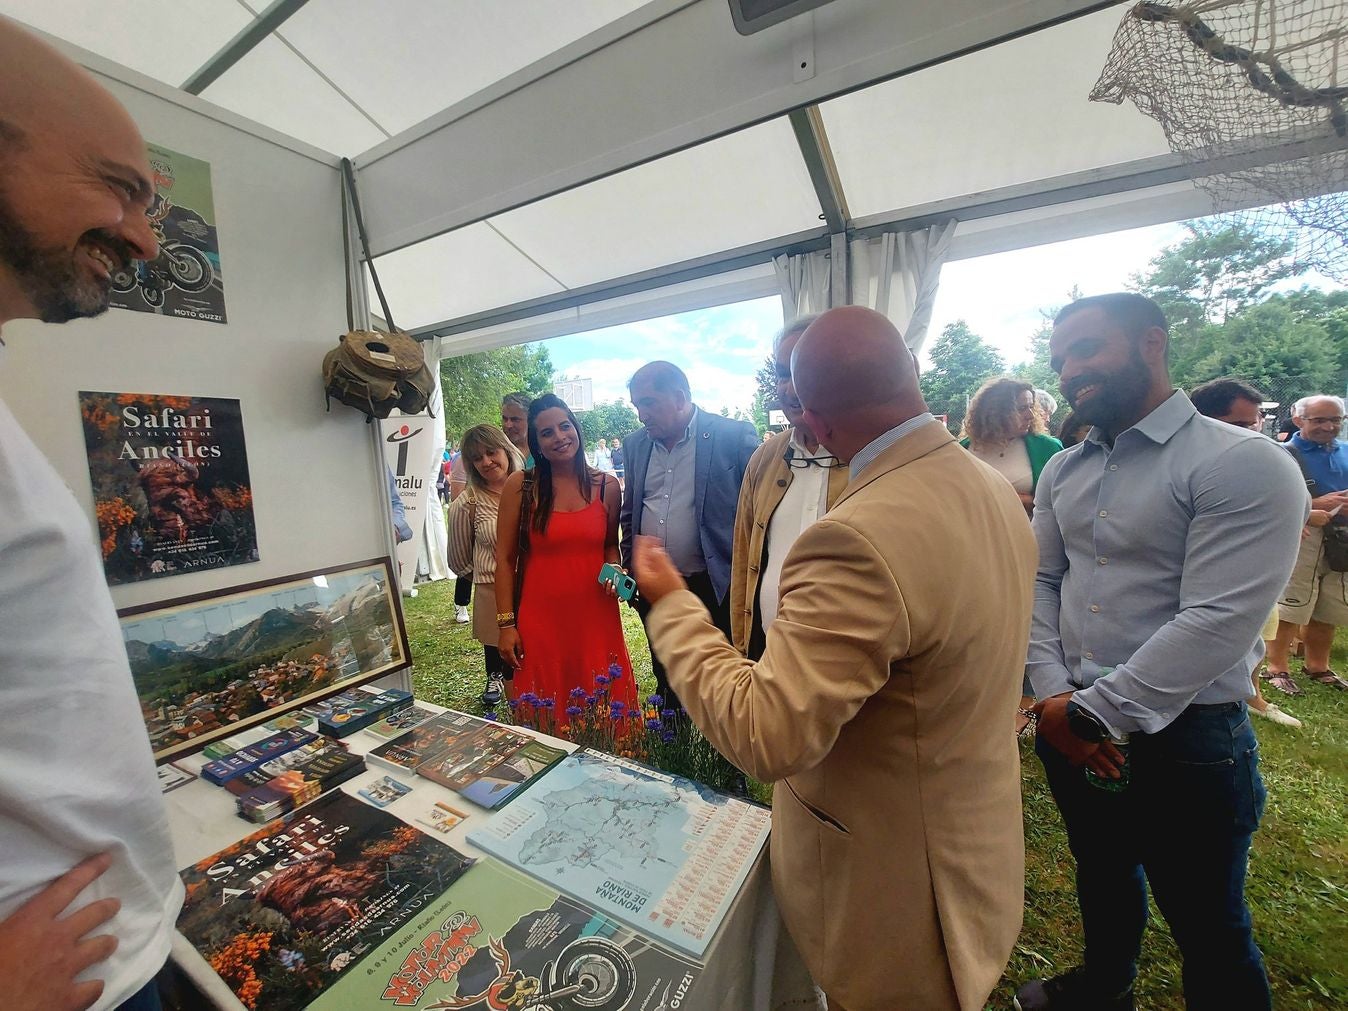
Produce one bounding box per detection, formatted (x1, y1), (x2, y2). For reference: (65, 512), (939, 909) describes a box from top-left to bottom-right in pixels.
(1265, 394), (1348, 694)
(728, 316), (850, 660)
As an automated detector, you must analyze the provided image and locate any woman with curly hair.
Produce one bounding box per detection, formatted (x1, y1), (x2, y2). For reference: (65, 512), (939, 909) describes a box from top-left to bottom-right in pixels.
(959, 376), (1063, 517)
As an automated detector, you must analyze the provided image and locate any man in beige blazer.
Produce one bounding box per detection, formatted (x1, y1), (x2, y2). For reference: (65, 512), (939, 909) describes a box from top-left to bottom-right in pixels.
(730, 315), (849, 658)
(636, 306), (1035, 1011)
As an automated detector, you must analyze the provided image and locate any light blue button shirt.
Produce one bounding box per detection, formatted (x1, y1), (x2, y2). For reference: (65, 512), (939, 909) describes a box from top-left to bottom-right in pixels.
(1027, 391), (1309, 736)
(849, 413), (935, 479)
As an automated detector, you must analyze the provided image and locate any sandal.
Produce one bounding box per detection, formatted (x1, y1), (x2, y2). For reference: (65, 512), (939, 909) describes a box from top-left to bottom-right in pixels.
(1305, 670), (1348, 691)
(1262, 671), (1304, 696)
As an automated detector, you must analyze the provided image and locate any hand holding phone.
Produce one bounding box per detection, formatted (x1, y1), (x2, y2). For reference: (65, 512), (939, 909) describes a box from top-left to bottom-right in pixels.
(598, 563), (638, 602)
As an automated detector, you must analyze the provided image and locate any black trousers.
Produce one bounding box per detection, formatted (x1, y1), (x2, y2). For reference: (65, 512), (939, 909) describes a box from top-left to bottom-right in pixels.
(454, 573), (472, 607)
(634, 570), (731, 710)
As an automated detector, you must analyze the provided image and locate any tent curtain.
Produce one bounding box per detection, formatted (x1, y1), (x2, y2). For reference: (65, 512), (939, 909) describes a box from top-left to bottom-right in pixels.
(848, 220), (956, 353)
(417, 336), (451, 583)
(773, 248), (832, 322)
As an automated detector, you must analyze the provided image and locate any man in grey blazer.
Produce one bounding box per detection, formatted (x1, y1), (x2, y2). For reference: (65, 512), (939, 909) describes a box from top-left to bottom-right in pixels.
(621, 361), (758, 706)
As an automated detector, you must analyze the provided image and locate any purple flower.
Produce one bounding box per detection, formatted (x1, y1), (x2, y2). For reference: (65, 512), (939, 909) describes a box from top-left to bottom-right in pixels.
(507, 699), (520, 711)
(661, 730), (676, 743)
(661, 709), (677, 720)
(540, 697), (556, 708)
(611, 701), (627, 714)
(519, 692), (539, 705)
(595, 674), (610, 686)
(569, 687), (587, 699)
(610, 710), (625, 721)
(646, 694), (664, 707)
(483, 712), (498, 722)
(608, 663), (624, 680)
(566, 706), (583, 717)
(645, 718), (662, 730)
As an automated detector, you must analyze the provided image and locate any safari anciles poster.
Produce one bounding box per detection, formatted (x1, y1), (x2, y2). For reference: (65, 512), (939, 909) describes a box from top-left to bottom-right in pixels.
(80, 391), (259, 584)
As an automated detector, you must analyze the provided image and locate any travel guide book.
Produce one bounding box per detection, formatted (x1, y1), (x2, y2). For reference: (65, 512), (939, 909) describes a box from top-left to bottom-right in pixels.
(317, 688), (413, 738)
(415, 723), (566, 809)
(200, 728), (317, 785)
(362, 703), (438, 741)
(468, 749), (771, 957)
(177, 789), (474, 1011)
(365, 710), (487, 773)
(223, 740), (351, 796)
(234, 748), (367, 823)
(307, 857), (702, 1011)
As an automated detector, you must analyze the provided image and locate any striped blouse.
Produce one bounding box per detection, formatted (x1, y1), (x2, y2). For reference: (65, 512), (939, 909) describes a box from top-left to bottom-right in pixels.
(446, 488), (501, 583)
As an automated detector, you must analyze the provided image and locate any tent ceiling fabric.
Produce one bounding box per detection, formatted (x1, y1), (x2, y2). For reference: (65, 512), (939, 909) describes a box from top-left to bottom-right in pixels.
(0, 0), (250, 86)
(819, 6), (1171, 219)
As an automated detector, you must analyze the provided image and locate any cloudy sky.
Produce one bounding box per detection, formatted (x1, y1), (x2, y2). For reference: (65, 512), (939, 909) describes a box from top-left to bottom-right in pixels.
(542, 219), (1199, 415)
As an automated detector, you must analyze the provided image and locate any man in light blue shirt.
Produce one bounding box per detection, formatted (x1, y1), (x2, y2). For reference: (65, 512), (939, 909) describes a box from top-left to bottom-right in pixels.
(1014, 294), (1307, 1011)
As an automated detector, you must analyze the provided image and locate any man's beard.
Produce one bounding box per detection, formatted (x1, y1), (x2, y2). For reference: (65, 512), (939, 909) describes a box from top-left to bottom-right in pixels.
(0, 185), (113, 323)
(1064, 349), (1152, 430)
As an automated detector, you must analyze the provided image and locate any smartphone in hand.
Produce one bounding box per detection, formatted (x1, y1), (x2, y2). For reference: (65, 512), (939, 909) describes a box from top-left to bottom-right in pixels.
(598, 563), (638, 602)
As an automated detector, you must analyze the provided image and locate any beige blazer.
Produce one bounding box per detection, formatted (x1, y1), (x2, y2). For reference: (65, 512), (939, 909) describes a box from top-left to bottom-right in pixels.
(729, 428), (849, 656)
(648, 420), (1036, 1010)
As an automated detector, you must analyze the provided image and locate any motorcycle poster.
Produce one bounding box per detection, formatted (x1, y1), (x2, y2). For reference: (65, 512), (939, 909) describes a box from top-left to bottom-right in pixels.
(109, 143), (227, 324)
(79, 391), (259, 585)
(309, 858), (702, 1011)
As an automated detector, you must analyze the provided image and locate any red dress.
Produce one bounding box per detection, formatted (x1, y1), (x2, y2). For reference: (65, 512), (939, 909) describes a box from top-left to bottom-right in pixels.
(513, 497), (636, 709)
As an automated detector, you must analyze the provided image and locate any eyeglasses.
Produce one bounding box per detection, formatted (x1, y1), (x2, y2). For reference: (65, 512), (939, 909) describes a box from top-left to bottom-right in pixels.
(784, 446), (843, 469)
(1304, 417), (1344, 425)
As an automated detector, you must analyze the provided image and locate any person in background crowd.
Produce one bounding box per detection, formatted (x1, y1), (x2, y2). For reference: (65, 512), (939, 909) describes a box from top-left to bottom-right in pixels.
(592, 437), (614, 474)
(1190, 378), (1307, 729)
(447, 425), (523, 708)
(960, 377), (1063, 517)
(610, 440), (625, 485)
(0, 17), (184, 1010)
(730, 315), (849, 661)
(495, 395), (637, 717)
(500, 392), (535, 469)
(1276, 413), (1298, 442)
(1035, 387), (1059, 429)
(436, 448), (451, 503)
(636, 306), (1034, 1010)
(620, 362), (758, 708)
(447, 444), (473, 624)
(959, 377), (1063, 735)
(1057, 410), (1092, 449)
(1016, 293), (1307, 1011)
(1264, 394), (1348, 695)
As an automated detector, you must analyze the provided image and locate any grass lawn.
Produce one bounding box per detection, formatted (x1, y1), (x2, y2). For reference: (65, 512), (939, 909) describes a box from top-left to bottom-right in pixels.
(405, 579), (1347, 1009)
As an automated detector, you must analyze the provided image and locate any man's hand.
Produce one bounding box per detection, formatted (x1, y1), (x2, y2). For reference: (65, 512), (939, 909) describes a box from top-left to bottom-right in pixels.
(634, 536), (687, 606)
(0, 852), (120, 1011)
(1034, 693), (1126, 779)
(1310, 491), (1348, 512)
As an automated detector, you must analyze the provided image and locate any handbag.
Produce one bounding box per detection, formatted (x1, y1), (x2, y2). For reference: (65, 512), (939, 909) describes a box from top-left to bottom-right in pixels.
(1286, 444), (1348, 572)
(514, 472), (535, 610)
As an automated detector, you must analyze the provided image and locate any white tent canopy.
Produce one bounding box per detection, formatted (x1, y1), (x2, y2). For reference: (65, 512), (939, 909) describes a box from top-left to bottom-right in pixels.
(6, 0), (1344, 353)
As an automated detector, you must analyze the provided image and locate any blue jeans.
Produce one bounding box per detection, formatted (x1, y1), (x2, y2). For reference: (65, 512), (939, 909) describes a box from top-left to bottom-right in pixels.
(116, 975), (162, 1011)
(1036, 702), (1271, 1010)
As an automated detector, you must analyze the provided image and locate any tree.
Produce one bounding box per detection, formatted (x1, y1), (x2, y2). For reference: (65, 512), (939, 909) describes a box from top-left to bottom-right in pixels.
(919, 320), (1005, 432)
(1183, 297), (1339, 393)
(1131, 221), (1303, 382)
(574, 400), (641, 445)
(439, 344), (553, 443)
(751, 354), (777, 434)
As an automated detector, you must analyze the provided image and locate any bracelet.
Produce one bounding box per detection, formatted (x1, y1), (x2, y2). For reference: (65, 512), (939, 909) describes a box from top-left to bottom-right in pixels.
(1017, 707), (1039, 726)
(495, 611), (516, 628)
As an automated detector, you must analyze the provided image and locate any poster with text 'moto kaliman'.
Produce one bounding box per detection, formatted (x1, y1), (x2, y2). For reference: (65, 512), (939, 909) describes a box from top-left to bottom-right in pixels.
(80, 391), (258, 585)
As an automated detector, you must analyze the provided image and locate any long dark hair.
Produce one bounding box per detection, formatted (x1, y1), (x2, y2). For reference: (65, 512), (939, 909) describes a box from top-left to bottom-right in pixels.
(526, 394), (597, 535)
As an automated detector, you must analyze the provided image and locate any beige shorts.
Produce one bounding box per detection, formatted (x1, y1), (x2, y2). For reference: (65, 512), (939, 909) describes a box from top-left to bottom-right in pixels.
(1279, 526), (1348, 626)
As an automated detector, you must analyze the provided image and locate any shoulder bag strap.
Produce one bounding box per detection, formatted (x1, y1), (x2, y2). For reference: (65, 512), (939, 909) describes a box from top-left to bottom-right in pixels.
(1284, 444), (1318, 494)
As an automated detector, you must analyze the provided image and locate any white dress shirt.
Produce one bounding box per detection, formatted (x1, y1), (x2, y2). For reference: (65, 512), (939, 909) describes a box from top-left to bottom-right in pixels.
(760, 433), (838, 628)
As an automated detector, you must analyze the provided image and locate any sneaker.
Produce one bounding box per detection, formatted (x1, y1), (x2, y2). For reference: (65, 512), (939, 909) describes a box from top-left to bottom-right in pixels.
(482, 675), (504, 708)
(1252, 703), (1302, 728)
(454, 605), (470, 624)
(1014, 968), (1134, 1011)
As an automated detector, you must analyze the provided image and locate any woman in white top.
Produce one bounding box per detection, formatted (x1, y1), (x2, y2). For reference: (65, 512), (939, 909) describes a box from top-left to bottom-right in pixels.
(959, 377), (1063, 737)
(592, 437), (614, 474)
(447, 424), (523, 706)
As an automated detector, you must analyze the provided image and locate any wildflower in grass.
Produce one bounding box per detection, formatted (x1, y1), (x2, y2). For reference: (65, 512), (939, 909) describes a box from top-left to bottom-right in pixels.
(566, 706), (583, 717)
(646, 718), (662, 730)
(595, 673), (610, 687)
(647, 694), (664, 707)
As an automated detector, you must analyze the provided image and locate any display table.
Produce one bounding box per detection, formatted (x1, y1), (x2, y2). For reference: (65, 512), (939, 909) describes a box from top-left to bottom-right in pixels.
(162, 699), (819, 1010)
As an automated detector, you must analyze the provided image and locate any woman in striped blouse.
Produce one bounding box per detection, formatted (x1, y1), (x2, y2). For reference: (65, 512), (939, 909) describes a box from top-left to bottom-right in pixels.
(447, 424), (523, 707)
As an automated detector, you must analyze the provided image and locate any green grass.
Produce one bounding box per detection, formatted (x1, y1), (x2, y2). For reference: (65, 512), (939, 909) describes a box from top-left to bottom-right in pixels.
(405, 581), (1348, 1009)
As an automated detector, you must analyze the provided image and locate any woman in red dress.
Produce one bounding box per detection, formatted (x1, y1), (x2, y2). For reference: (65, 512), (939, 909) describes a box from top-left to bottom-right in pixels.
(494, 394), (636, 713)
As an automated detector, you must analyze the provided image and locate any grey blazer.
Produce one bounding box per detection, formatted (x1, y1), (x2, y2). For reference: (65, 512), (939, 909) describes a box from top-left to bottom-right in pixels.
(620, 409), (758, 602)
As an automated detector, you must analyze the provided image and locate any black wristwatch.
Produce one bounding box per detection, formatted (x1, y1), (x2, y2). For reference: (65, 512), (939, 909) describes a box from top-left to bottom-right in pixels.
(1065, 700), (1109, 743)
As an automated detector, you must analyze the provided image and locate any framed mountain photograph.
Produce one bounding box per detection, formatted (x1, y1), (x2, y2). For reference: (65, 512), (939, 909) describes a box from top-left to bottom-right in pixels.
(119, 558), (409, 762)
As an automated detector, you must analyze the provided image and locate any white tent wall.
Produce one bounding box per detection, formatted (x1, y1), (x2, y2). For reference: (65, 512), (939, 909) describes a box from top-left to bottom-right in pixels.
(0, 46), (389, 613)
